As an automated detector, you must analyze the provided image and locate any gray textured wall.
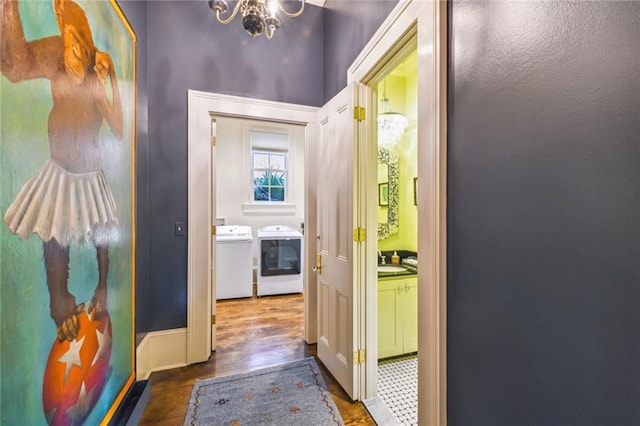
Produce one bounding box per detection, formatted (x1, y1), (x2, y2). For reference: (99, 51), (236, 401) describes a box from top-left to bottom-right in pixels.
(448, 1), (640, 424)
(322, 0), (397, 102)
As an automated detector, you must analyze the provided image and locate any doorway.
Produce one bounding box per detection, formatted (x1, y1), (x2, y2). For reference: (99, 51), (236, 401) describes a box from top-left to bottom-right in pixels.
(212, 115), (307, 351)
(347, 2), (447, 425)
(186, 90), (320, 364)
(368, 46), (419, 425)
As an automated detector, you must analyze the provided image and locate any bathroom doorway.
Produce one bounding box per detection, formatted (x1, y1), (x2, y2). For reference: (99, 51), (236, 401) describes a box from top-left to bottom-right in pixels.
(363, 42), (420, 425)
(343, 3), (447, 422)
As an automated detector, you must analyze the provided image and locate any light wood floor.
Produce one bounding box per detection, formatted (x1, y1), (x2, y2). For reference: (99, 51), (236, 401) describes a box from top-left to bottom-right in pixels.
(139, 291), (375, 425)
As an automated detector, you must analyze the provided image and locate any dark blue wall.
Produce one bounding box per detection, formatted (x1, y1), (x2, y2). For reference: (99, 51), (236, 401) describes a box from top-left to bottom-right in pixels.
(448, 1), (640, 424)
(322, 0), (397, 102)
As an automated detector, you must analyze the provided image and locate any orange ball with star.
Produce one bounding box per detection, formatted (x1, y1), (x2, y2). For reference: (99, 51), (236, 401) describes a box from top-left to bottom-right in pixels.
(42, 306), (112, 425)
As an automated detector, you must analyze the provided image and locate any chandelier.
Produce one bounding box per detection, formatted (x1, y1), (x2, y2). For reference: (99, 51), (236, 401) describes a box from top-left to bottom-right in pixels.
(208, 0), (305, 39)
(377, 81), (408, 147)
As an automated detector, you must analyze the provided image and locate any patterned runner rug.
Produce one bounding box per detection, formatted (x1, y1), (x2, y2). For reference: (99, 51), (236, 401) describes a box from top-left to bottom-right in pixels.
(183, 357), (344, 425)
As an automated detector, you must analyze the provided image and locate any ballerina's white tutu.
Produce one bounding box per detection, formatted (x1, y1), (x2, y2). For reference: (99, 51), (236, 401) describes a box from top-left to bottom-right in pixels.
(4, 159), (118, 247)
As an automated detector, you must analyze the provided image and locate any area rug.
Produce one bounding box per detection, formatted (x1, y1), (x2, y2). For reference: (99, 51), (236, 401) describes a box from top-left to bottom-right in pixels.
(183, 357), (344, 425)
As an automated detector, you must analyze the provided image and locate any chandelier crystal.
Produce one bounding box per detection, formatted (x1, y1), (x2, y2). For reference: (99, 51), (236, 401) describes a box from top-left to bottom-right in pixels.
(377, 81), (408, 147)
(208, 0), (305, 39)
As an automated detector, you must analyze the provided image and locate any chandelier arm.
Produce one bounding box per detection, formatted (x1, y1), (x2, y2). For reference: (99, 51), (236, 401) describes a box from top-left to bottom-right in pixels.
(265, 25), (274, 39)
(277, 0), (304, 18)
(216, 0), (244, 24)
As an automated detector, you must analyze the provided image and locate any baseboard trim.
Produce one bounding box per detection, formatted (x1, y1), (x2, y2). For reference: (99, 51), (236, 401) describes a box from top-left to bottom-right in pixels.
(136, 328), (188, 380)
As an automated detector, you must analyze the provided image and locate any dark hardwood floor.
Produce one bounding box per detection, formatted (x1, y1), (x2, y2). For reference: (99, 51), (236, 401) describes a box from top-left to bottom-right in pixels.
(139, 291), (375, 425)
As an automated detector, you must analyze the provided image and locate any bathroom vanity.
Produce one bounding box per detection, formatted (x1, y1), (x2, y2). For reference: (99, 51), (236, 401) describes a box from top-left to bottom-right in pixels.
(378, 274), (418, 359)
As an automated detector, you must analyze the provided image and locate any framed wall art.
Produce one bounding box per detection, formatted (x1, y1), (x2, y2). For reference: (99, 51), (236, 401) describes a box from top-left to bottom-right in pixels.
(0, 0), (136, 424)
(379, 182), (389, 206)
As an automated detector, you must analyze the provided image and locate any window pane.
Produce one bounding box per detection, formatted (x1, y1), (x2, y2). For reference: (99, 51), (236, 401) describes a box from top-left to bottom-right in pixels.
(268, 171), (284, 187)
(270, 187), (285, 201)
(269, 154), (286, 170)
(254, 185), (269, 201)
(251, 149), (287, 203)
(253, 152), (269, 169)
(253, 170), (267, 184)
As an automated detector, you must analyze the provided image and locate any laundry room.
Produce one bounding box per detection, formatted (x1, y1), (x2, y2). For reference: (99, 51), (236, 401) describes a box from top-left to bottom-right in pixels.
(214, 115), (306, 302)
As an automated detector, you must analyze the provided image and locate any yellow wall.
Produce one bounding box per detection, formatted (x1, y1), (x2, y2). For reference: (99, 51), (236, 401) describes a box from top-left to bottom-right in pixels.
(378, 62), (418, 253)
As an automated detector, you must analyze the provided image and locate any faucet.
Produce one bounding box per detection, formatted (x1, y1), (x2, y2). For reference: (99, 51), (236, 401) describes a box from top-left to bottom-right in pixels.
(378, 249), (386, 265)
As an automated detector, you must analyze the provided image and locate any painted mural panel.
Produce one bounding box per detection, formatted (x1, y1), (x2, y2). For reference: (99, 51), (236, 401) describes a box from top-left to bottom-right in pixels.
(0, 0), (136, 424)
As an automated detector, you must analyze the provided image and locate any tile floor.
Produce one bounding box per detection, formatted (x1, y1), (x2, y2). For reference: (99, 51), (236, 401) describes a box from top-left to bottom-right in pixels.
(377, 354), (418, 426)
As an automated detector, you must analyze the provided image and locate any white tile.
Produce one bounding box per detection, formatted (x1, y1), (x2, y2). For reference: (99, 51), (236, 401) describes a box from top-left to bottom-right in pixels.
(377, 355), (418, 425)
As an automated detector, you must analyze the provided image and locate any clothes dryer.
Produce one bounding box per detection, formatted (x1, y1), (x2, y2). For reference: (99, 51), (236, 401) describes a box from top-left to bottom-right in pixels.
(257, 225), (303, 296)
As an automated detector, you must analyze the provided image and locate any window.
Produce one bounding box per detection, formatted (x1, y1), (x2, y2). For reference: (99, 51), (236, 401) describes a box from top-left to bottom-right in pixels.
(250, 130), (289, 203)
(252, 150), (287, 202)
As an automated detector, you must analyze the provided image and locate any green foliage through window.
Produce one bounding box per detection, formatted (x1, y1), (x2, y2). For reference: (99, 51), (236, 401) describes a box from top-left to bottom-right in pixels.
(252, 151), (287, 202)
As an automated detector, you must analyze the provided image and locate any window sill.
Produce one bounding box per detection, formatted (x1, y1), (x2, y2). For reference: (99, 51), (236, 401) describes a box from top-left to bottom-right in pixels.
(241, 203), (297, 216)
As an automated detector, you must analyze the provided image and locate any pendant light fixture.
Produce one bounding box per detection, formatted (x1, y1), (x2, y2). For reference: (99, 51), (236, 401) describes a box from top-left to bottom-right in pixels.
(208, 0), (305, 39)
(377, 80), (408, 147)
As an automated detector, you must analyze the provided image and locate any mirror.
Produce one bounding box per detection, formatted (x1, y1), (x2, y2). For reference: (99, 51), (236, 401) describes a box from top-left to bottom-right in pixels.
(378, 147), (399, 239)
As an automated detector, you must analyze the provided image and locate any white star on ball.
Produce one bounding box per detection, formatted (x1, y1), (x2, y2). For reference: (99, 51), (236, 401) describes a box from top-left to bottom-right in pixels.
(58, 335), (85, 384)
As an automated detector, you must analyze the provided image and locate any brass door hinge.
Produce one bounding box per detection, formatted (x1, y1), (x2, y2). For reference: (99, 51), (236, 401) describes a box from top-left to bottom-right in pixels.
(211, 135), (217, 146)
(354, 106), (365, 122)
(353, 349), (366, 365)
(211, 225), (216, 235)
(211, 314), (216, 325)
(314, 254), (322, 274)
(353, 227), (366, 242)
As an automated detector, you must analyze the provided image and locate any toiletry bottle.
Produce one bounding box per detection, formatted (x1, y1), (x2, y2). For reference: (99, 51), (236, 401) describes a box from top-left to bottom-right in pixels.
(391, 251), (400, 265)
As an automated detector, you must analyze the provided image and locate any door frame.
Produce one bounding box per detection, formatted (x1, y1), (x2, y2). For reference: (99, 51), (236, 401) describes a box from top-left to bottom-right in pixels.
(348, 1), (448, 424)
(186, 90), (319, 364)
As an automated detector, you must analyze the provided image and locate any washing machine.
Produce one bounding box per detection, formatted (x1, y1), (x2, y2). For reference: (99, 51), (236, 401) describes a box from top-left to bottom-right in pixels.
(257, 225), (304, 296)
(216, 225), (253, 300)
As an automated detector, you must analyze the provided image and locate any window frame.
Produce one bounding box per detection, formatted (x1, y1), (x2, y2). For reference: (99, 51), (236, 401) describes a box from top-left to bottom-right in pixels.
(251, 149), (288, 203)
(241, 125), (298, 215)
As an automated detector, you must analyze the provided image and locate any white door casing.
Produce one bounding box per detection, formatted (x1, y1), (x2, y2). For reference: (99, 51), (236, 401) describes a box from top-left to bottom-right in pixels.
(348, 1), (448, 424)
(210, 117), (217, 351)
(187, 91), (319, 364)
(316, 84), (359, 400)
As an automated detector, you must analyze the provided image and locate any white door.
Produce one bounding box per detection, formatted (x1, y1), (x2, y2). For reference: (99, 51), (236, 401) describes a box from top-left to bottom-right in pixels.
(316, 84), (360, 399)
(210, 119), (218, 351)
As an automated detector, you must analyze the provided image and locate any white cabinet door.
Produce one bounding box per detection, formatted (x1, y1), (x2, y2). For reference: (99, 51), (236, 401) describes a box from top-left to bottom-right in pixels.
(378, 276), (418, 358)
(401, 278), (418, 354)
(378, 280), (403, 359)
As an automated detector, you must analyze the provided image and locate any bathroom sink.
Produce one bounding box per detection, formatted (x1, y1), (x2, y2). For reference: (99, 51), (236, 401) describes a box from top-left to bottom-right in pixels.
(377, 265), (407, 273)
